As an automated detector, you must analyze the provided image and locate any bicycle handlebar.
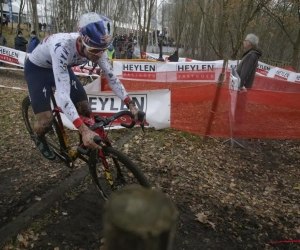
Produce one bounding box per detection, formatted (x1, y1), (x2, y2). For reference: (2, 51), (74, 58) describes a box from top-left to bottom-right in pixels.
(91, 110), (136, 131)
(77, 110), (146, 155)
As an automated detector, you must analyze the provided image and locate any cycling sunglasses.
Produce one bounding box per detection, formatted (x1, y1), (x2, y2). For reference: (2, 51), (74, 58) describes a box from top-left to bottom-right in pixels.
(82, 40), (107, 55)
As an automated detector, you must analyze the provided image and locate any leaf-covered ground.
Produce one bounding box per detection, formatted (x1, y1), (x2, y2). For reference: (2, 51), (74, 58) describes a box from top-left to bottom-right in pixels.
(1, 69), (300, 250)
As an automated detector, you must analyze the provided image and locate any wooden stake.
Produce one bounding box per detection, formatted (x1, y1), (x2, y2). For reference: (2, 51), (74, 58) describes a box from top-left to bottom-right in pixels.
(104, 186), (178, 250)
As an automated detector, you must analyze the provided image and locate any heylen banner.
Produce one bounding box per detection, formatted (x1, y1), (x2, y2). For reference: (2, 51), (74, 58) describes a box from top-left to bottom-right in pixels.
(57, 78), (171, 130)
(0, 46), (27, 67)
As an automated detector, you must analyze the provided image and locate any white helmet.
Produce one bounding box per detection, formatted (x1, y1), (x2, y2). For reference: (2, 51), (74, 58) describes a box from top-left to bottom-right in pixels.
(77, 12), (113, 48)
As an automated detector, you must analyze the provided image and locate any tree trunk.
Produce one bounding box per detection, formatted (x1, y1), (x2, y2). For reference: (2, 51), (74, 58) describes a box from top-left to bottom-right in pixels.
(30, 0), (39, 37)
(17, 0), (24, 31)
(58, 0), (67, 32)
(291, 28), (300, 71)
(0, 2), (3, 33)
(104, 186), (178, 250)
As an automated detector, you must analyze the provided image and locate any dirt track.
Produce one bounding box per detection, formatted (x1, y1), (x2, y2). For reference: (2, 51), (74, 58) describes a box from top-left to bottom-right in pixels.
(1, 69), (300, 250)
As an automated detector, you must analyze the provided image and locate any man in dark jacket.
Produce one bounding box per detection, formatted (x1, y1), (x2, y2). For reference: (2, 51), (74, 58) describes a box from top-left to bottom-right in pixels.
(14, 30), (28, 52)
(234, 33), (263, 141)
(28, 30), (40, 53)
(236, 33), (262, 89)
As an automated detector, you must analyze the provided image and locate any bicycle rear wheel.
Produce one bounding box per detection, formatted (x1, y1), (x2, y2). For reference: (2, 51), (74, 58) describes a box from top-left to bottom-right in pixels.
(21, 96), (74, 167)
(89, 146), (151, 200)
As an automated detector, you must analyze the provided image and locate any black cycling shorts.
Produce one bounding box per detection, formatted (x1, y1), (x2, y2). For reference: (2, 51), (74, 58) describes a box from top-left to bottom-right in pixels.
(24, 59), (87, 114)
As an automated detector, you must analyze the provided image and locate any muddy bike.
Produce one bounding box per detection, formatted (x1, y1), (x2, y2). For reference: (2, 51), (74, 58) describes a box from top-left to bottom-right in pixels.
(21, 94), (150, 200)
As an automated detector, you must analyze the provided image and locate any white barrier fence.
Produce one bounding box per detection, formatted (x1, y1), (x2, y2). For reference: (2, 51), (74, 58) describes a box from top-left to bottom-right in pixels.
(1, 45), (299, 83)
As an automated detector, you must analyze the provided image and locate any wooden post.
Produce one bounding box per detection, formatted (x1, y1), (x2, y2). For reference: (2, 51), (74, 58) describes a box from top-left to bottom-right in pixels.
(104, 186), (178, 250)
(203, 59), (228, 141)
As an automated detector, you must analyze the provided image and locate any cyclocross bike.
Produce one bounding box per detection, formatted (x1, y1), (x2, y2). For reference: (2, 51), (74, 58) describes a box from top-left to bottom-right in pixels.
(22, 93), (151, 200)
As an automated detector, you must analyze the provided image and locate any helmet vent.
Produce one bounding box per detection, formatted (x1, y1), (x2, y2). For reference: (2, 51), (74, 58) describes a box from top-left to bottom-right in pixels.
(107, 23), (111, 34)
(94, 22), (102, 34)
(86, 28), (93, 38)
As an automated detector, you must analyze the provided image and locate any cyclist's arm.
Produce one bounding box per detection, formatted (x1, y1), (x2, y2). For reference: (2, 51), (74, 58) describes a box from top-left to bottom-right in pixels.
(50, 45), (82, 127)
(97, 51), (132, 105)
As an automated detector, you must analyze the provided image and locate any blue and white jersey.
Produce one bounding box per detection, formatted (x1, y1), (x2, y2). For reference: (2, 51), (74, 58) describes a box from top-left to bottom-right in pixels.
(28, 32), (128, 122)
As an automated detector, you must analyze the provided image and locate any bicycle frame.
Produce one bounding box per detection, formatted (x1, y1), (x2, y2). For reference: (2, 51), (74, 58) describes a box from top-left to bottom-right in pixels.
(50, 95), (79, 162)
(50, 94), (115, 187)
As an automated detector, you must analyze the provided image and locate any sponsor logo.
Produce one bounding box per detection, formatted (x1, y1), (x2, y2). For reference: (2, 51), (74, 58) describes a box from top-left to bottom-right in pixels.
(72, 80), (77, 89)
(43, 87), (47, 98)
(60, 63), (67, 71)
(257, 63), (271, 76)
(54, 42), (61, 52)
(274, 70), (290, 80)
(176, 63), (215, 80)
(295, 74), (300, 83)
(88, 94), (147, 112)
(122, 63), (157, 79)
(0, 47), (19, 64)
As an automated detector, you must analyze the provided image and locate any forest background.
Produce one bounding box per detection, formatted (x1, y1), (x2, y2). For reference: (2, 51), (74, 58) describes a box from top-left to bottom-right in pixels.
(0, 0), (299, 71)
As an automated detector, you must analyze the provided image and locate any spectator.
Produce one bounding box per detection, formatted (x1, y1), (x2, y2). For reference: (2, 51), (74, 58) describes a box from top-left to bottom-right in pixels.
(15, 30), (28, 52)
(5, 15), (9, 26)
(127, 42), (133, 59)
(0, 31), (7, 66)
(107, 45), (115, 60)
(234, 33), (262, 146)
(237, 33), (262, 89)
(0, 31), (7, 46)
(28, 30), (40, 53)
(113, 35), (118, 47)
(115, 45), (121, 59)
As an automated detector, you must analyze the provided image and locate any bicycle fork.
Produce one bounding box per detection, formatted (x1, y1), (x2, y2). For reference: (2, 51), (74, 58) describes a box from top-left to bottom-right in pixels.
(99, 149), (114, 186)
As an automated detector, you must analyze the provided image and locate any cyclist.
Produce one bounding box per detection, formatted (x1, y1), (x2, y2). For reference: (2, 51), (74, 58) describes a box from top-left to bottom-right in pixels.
(24, 12), (144, 160)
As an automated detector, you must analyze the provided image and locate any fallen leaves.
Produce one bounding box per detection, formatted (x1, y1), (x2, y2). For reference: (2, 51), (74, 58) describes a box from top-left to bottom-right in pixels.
(195, 212), (216, 231)
(1, 70), (300, 248)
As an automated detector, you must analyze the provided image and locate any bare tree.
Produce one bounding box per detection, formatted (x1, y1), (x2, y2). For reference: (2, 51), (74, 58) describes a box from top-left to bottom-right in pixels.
(171, 0), (188, 51)
(19, 0), (299, 71)
(258, 0), (300, 70)
(29, 0), (39, 37)
(17, 0), (25, 31)
(131, 0), (156, 54)
(0, 0), (3, 33)
(58, 0), (67, 32)
(196, 0), (261, 60)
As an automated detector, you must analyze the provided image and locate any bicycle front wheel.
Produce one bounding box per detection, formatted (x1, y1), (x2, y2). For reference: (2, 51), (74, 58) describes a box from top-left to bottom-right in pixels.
(89, 146), (151, 200)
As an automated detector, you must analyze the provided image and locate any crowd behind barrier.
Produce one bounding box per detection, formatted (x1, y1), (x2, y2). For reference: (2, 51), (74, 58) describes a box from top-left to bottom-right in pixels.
(1, 45), (300, 139)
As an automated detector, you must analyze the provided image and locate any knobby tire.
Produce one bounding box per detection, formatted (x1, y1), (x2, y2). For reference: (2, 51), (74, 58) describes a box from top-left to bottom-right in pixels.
(89, 146), (151, 200)
(22, 96), (70, 164)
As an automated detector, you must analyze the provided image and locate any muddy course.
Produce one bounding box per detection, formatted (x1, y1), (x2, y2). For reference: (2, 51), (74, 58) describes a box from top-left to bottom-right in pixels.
(0, 69), (300, 250)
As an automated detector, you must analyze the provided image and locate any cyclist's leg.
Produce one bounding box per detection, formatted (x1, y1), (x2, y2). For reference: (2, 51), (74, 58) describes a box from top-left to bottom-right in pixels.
(34, 111), (54, 136)
(68, 69), (107, 139)
(68, 68), (91, 118)
(24, 59), (56, 160)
